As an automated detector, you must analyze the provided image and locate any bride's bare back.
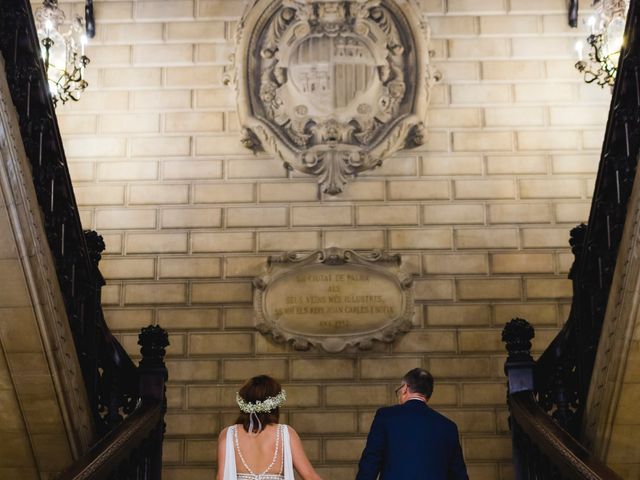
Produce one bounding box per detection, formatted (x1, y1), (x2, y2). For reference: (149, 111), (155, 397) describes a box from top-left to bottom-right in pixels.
(217, 424), (322, 480)
(235, 424), (283, 475)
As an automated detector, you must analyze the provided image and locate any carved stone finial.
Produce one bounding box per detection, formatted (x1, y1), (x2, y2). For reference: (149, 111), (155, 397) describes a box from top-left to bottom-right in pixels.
(228, 0), (432, 194)
(138, 325), (170, 371)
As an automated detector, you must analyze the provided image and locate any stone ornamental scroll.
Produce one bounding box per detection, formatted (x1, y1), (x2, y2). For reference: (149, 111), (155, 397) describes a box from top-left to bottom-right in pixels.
(253, 248), (415, 352)
(226, 0), (434, 194)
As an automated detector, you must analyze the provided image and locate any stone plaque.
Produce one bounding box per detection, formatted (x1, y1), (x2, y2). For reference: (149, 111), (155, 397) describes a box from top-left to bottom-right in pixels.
(253, 248), (414, 352)
(226, 0), (435, 195)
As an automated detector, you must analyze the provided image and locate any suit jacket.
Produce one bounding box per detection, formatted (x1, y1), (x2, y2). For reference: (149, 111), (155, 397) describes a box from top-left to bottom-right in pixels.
(356, 400), (469, 480)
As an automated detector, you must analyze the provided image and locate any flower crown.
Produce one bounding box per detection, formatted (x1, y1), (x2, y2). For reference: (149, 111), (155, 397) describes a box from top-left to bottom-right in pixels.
(236, 390), (287, 414)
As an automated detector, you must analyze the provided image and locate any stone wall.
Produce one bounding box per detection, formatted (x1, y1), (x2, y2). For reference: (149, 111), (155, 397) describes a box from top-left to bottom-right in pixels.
(53, 1), (611, 479)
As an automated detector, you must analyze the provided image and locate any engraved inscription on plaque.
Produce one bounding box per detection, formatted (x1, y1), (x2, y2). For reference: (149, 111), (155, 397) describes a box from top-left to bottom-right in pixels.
(253, 248), (414, 352)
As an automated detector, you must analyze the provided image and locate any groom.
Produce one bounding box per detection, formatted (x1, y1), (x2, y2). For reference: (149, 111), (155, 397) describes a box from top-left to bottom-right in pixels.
(356, 368), (469, 480)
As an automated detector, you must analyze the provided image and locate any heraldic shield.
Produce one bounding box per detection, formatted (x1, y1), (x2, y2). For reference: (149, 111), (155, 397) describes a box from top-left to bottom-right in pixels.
(225, 0), (435, 195)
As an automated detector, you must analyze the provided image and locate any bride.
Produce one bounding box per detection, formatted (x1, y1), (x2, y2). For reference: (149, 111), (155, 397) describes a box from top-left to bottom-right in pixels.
(217, 375), (323, 480)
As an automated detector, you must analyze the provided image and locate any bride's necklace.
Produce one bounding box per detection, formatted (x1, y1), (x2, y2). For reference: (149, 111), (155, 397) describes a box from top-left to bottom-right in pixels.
(234, 424), (282, 478)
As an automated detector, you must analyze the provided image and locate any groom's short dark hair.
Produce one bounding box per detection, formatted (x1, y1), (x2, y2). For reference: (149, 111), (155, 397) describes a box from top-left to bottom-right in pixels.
(403, 368), (434, 398)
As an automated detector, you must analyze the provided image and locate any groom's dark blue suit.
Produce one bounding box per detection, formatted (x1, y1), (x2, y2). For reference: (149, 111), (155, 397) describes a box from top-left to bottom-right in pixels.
(356, 399), (468, 480)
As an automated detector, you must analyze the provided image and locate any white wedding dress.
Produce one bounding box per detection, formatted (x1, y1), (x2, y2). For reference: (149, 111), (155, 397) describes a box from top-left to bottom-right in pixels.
(223, 424), (295, 480)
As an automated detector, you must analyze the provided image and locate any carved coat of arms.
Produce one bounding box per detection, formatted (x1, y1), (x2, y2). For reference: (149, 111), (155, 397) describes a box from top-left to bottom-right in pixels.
(226, 0), (434, 194)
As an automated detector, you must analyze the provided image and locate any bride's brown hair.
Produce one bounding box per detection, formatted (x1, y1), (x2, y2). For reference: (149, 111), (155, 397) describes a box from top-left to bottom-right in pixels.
(236, 375), (282, 433)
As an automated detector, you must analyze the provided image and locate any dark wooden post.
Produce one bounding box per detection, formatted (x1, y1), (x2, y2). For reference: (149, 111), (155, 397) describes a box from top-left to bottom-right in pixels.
(502, 318), (535, 480)
(548, 343), (575, 431)
(138, 325), (169, 479)
(502, 318), (535, 394)
(568, 223), (589, 408)
(83, 229), (105, 374)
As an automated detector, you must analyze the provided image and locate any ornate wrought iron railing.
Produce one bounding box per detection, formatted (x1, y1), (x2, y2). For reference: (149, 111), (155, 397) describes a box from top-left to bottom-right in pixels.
(0, 0), (169, 477)
(59, 325), (169, 480)
(503, 319), (622, 480)
(536, 0), (639, 436)
(502, 0), (640, 477)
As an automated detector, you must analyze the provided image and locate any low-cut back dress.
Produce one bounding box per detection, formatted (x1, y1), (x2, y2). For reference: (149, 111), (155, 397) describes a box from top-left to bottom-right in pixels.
(223, 424), (295, 480)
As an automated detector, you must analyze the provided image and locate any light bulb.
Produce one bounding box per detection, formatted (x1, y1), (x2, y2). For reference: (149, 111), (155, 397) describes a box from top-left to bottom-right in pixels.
(606, 17), (625, 50)
(80, 34), (87, 55)
(574, 40), (584, 60)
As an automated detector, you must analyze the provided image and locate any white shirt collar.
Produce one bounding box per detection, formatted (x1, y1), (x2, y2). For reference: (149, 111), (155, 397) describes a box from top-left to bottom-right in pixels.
(406, 397), (427, 404)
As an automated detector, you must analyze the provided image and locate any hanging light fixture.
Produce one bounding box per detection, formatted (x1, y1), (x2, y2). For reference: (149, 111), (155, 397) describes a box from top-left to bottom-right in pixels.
(35, 0), (91, 106)
(574, 0), (629, 88)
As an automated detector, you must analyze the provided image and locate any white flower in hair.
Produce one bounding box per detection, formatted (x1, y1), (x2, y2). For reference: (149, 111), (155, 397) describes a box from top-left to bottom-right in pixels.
(236, 390), (287, 414)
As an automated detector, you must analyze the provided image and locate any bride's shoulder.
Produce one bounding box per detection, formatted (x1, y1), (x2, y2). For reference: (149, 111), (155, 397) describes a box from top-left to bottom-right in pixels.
(217, 425), (234, 440)
(281, 424), (300, 439)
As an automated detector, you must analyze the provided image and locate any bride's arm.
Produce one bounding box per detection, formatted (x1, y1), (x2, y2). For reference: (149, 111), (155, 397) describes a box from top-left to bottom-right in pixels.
(216, 427), (228, 480)
(289, 426), (323, 480)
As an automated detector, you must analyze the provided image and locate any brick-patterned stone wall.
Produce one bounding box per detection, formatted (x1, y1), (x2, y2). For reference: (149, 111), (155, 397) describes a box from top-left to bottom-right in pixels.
(51, 1), (611, 478)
